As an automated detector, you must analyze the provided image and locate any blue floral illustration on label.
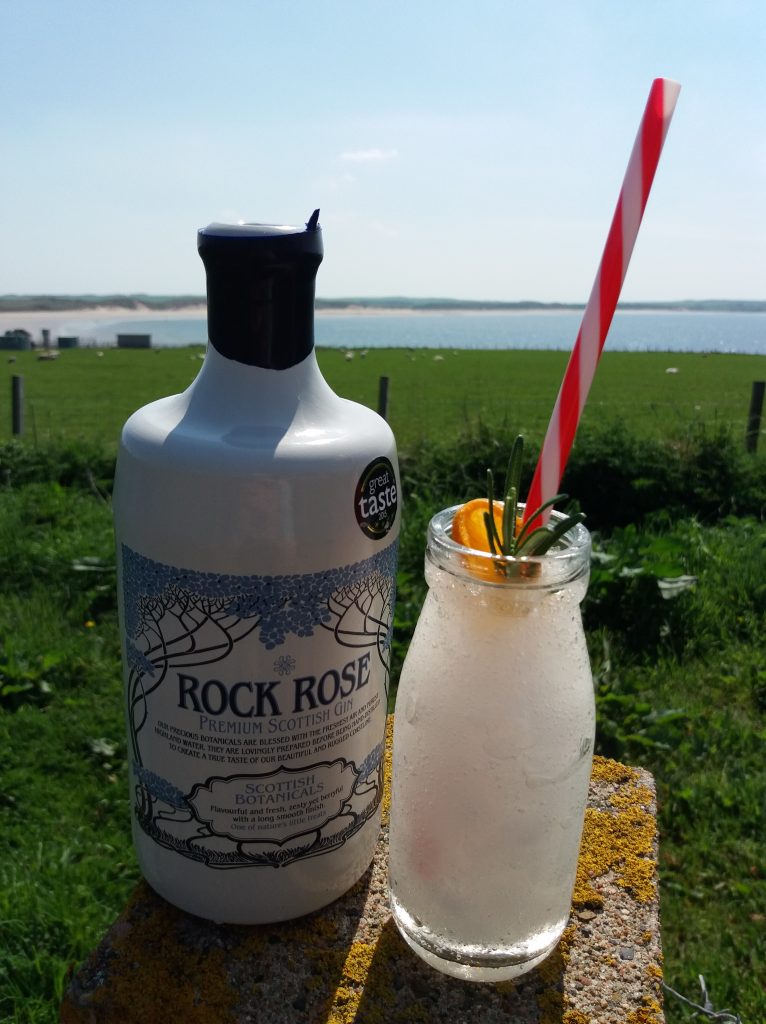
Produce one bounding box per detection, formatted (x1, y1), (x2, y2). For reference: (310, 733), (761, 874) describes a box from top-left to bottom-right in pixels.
(133, 764), (188, 810)
(122, 543), (397, 654)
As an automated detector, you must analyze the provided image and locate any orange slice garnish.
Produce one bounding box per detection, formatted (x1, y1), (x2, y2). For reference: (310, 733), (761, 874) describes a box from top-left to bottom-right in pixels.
(452, 498), (505, 552)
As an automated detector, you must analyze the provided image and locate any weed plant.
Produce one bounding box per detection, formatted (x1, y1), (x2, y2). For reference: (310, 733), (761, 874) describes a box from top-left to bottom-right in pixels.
(0, 429), (764, 1022)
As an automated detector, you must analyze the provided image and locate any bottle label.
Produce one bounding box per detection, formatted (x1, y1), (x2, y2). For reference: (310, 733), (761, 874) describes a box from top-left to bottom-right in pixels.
(121, 540), (397, 869)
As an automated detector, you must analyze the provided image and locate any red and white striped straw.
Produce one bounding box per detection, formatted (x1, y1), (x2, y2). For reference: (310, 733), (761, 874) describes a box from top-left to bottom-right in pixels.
(524, 78), (681, 528)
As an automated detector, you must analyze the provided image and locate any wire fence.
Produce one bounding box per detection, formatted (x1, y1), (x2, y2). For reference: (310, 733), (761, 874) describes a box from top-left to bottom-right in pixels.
(664, 976), (743, 1023)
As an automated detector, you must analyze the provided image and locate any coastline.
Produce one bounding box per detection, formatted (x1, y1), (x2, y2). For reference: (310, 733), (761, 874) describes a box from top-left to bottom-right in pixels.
(0, 305), (586, 342)
(2, 305), (763, 356)
(1, 303), (738, 343)
(0, 306), (208, 341)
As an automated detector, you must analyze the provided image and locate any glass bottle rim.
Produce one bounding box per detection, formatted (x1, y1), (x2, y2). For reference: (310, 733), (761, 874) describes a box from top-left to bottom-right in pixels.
(426, 503), (591, 589)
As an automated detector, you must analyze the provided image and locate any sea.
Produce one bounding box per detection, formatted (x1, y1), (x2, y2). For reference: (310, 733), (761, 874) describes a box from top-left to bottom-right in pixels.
(60, 310), (765, 355)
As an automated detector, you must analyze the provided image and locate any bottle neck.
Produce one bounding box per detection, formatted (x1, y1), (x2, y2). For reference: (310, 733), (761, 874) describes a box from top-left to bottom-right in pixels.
(426, 505), (591, 598)
(183, 345), (339, 430)
(199, 231), (322, 370)
(205, 265), (317, 369)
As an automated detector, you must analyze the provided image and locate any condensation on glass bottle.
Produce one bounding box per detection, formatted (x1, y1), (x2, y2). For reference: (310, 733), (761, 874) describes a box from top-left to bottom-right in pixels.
(114, 212), (400, 923)
(388, 504), (594, 981)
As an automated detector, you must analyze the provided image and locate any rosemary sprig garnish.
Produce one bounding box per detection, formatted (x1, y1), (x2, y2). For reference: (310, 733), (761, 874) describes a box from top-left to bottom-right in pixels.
(484, 436), (585, 559)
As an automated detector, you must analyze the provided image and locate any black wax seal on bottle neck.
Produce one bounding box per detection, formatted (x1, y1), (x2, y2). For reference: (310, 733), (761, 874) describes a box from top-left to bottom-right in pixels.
(197, 210), (323, 370)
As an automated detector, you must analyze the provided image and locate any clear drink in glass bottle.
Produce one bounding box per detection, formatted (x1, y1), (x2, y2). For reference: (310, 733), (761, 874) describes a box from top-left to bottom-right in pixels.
(388, 504), (594, 981)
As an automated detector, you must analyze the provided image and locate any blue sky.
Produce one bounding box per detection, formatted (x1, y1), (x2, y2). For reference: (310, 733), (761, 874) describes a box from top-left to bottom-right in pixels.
(2, 1), (764, 301)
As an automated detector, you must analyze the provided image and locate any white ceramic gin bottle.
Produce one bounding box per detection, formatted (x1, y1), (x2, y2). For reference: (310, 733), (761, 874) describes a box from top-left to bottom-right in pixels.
(113, 212), (400, 923)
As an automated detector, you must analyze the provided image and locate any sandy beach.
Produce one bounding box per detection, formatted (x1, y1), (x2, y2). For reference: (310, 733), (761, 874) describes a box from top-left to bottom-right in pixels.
(3, 304), (761, 354)
(0, 304), (584, 343)
(0, 304), (463, 346)
(0, 306), (209, 343)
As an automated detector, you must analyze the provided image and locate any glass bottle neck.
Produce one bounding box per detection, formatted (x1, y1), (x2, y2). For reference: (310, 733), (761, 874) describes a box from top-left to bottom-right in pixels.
(425, 505), (591, 598)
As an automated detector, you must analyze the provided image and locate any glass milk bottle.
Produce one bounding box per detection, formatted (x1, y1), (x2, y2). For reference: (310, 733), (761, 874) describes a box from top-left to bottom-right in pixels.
(388, 505), (594, 981)
(114, 212), (400, 924)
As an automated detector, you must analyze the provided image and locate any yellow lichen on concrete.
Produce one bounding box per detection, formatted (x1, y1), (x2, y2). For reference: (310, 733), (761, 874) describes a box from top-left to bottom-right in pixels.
(296, 913), (340, 944)
(325, 942), (380, 1024)
(536, 926), (577, 1024)
(572, 765), (658, 908)
(537, 988), (567, 1023)
(608, 784), (654, 811)
(324, 926), (429, 1024)
(626, 996), (664, 1023)
(339, 940), (377, 985)
(60, 884), (240, 1024)
(644, 961), (665, 1011)
(382, 715), (394, 825)
(562, 1011), (591, 1024)
(590, 755), (639, 786)
(328, 984), (364, 1024)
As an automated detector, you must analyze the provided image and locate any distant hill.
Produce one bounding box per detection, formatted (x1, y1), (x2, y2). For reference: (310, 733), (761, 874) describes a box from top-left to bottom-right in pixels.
(1, 295), (764, 314)
(0, 295), (205, 312)
(317, 297), (766, 313)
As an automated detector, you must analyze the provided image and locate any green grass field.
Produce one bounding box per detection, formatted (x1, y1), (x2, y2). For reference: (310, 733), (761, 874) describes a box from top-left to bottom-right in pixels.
(2, 345), (764, 450)
(1, 347), (765, 1023)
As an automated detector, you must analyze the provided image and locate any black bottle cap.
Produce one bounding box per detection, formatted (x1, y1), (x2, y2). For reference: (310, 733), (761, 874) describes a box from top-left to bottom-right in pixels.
(197, 210), (323, 369)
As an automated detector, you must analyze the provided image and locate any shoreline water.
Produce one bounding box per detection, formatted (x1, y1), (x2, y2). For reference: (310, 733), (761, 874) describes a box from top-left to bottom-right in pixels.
(0, 307), (208, 338)
(1, 306), (764, 355)
(0, 305), (594, 335)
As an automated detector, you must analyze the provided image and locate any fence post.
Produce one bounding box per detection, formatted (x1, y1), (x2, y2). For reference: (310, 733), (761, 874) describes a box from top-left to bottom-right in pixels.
(377, 376), (389, 421)
(745, 380), (765, 453)
(12, 375), (24, 436)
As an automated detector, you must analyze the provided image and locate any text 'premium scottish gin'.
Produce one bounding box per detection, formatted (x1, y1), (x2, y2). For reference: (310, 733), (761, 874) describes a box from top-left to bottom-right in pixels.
(114, 212), (400, 923)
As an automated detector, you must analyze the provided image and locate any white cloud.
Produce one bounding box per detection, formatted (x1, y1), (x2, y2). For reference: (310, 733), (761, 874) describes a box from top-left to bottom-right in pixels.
(339, 148), (398, 163)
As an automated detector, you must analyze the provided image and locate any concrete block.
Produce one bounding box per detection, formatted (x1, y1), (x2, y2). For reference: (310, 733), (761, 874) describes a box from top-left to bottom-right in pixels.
(61, 729), (664, 1024)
